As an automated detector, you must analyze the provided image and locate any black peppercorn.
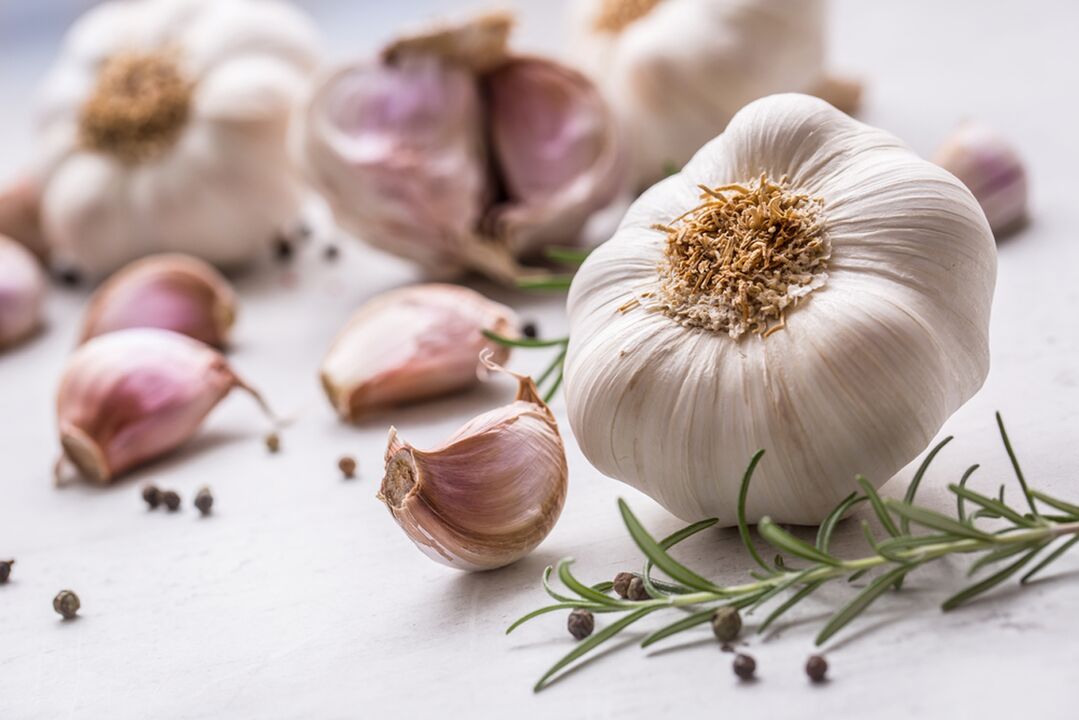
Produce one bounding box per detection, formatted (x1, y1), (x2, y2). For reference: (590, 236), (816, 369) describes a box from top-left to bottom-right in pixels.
(56, 267), (82, 286)
(733, 653), (756, 680)
(627, 576), (651, 601)
(0, 559), (13, 583)
(273, 236), (294, 262)
(567, 609), (594, 640)
(54, 589), (80, 619)
(265, 432), (281, 453)
(141, 484), (162, 510)
(194, 487), (213, 516)
(162, 490), (181, 512)
(338, 455), (357, 479)
(711, 606), (742, 642)
(522, 321), (538, 339)
(612, 571), (635, 598)
(323, 244), (340, 262)
(806, 654), (828, 683)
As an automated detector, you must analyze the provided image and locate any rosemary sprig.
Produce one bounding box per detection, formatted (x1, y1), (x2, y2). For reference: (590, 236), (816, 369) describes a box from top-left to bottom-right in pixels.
(483, 329), (568, 403)
(509, 416), (1079, 692)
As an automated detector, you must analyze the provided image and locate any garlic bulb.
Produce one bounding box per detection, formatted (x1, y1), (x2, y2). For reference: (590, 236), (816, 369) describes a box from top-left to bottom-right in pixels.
(378, 355), (567, 570)
(0, 234), (47, 349)
(0, 176), (48, 261)
(320, 284), (517, 420)
(35, 0), (320, 278)
(80, 254), (237, 347)
(564, 93), (996, 525)
(569, 0), (828, 188)
(934, 123), (1028, 236)
(56, 328), (275, 484)
(300, 12), (623, 283)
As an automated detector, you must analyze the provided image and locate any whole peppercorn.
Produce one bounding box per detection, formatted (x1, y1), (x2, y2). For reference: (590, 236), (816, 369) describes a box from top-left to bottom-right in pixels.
(522, 321), (539, 339)
(711, 606), (742, 642)
(194, 487), (213, 516)
(806, 654), (828, 683)
(141, 484), (162, 510)
(732, 653), (756, 681)
(0, 559), (13, 583)
(273, 236), (294, 262)
(338, 455), (357, 479)
(612, 571), (635, 598)
(54, 589), (80, 619)
(56, 267), (82, 286)
(567, 609), (595, 640)
(162, 490), (181, 512)
(323, 244), (340, 262)
(627, 576), (651, 601)
(265, 432), (281, 453)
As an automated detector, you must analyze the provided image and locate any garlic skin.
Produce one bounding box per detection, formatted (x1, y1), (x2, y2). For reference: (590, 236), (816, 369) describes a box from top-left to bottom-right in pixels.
(0, 176), (49, 261)
(300, 13), (624, 283)
(80, 254), (237, 347)
(564, 94), (996, 525)
(320, 284), (517, 421)
(35, 0), (320, 277)
(0, 234), (47, 349)
(378, 361), (567, 570)
(569, 0), (826, 188)
(934, 123), (1028, 236)
(56, 328), (273, 483)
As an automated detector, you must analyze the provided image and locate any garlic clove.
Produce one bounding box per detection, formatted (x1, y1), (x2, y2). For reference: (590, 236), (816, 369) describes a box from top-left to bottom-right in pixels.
(56, 328), (275, 484)
(0, 234), (47, 350)
(79, 253), (237, 347)
(378, 355), (567, 570)
(0, 176), (49, 262)
(320, 284), (517, 421)
(933, 122), (1028, 236)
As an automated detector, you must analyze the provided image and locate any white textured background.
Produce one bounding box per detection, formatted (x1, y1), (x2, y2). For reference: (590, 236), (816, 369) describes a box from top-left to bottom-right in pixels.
(2, 1), (1079, 718)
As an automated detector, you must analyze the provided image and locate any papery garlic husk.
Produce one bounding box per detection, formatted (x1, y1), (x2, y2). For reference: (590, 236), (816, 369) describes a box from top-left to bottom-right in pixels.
(0, 175), (49, 261)
(35, 0), (320, 277)
(0, 234), (47, 349)
(56, 328), (274, 484)
(80, 253), (237, 347)
(564, 93), (996, 525)
(378, 359), (568, 570)
(299, 12), (624, 283)
(320, 284), (517, 420)
(933, 123), (1028, 237)
(568, 0), (829, 188)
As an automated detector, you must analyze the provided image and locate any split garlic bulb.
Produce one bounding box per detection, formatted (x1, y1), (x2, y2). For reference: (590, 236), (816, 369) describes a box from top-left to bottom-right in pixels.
(35, 0), (320, 277)
(934, 123), (1028, 236)
(320, 284), (517, 421)
(0, 234), (47, 349)
(569, 0), (828, 188)
(565, 94), (996, 525)
(300, 12), (623, 283)
(379, 355), (567, 570)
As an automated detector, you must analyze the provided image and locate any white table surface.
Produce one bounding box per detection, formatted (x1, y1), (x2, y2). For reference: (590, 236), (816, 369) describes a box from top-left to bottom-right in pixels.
(3, 1), (1079, 718)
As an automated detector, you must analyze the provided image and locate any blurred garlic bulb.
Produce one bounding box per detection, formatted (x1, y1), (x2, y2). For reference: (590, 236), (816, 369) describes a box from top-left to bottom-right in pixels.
(80, 254), (236, 347)
(0, 234), (47, 349)
(56, 328), (275, 484)
(320, 284), (517, 420)
(569, 0), (830, 188)
(0, 176), (48, 261)
(379, 354), (567, 570)
(934, 123), (1028, 236)
(35, 0), (320, 278)
(565, 94), (996, 525)
(300, 12), (623, 283)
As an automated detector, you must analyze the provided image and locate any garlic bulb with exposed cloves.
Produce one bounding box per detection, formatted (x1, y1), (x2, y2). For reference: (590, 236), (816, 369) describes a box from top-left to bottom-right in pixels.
(300, 12), (623, 283)
(568, 0), (831, 188)
(379, 354), (567, 570)
(564, 94), (996, 525)
(320, 284), (517, 421)
(80, 254), (236, 347)
(934, 123), (1028, 236)
(35, 0), (320, 278)
(0, 234), (47, 349)
(56, 328), (275, 484)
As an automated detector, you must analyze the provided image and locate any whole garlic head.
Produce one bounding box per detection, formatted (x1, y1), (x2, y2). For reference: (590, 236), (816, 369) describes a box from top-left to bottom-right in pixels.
(569, 0), (826, 188)
(36, 0), (320, 277)
(300, 12), (624, 283)
(0, 234), (47, 349)
(565, 94), (996, 525)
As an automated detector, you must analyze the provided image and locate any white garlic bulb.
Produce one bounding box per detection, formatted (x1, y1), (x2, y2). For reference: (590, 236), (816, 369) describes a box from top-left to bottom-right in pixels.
(0, 234), (47, 349)
(300, 12), (624, 283)
(569, 0), (827, 188)
(564, 94), (996, 525)
(35, 0), (320, 278)
(934, 123), (1028, 236)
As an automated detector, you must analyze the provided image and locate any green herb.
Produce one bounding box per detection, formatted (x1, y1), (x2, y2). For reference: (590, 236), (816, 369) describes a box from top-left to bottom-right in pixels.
(483, 330), (568, 404)
(509, 415), (1079, 692)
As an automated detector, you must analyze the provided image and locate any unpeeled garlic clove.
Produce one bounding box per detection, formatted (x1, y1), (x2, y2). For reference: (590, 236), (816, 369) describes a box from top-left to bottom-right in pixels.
(934, 123), (1028, 236)
(0, 176), (49, 262)
(378, 354), (567, 570)
(0, 234), (47, 350)
(79, 254), (237, 348)
(56, 328), (275, 484)
(320, 284), (517, 421)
